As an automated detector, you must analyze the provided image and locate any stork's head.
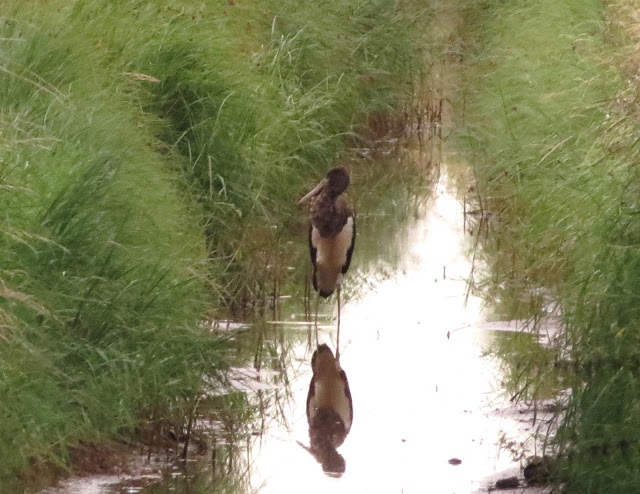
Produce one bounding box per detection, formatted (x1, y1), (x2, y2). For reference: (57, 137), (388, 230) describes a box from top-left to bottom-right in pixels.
(325, 166), (350, 196)
(299, 166), (350, 204)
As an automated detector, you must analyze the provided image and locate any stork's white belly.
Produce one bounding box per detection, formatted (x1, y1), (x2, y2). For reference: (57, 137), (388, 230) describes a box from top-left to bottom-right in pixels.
(312, 217), (353, 271)
(310, 378), (352, 433)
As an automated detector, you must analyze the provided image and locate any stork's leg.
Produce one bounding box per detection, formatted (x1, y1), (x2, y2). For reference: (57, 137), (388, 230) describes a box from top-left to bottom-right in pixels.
(336, 284), (341, 362)
(314, 292), (320, 347)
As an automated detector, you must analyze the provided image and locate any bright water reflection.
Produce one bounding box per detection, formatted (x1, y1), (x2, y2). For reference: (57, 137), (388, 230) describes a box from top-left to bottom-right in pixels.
(243, 167), (538, 493)
(46, 162), (545, 494)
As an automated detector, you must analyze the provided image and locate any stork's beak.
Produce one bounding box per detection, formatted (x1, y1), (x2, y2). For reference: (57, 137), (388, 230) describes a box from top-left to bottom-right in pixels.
(299, 178), (328, 204)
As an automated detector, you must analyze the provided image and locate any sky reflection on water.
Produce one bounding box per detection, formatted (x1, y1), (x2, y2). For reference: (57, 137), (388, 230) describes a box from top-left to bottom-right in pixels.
(246, 169), (537, 493)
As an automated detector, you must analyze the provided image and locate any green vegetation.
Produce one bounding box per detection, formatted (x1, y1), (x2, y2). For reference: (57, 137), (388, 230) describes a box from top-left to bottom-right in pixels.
(0, 0), (432, 485)
(456, 0), (640, 491)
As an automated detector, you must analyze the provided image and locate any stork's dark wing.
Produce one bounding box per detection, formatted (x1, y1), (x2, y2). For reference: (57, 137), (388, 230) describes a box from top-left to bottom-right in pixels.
(308, 222), (317, 267)
(339, 369), (353, 432)
(342, 213), (355, 274)
(306, 376), (316, 424)
(308, 222), (320, 292)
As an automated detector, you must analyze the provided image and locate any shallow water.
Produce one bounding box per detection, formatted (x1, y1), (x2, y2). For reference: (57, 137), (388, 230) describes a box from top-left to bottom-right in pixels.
(44, 158), (554, 494)
(44, 15), (554, 491)
(243, 169), (537, 494)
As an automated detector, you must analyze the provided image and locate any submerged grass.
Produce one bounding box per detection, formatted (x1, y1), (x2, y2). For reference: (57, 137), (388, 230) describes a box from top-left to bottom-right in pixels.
(456, 0), (640, 490)
(0, 0), (433, 485)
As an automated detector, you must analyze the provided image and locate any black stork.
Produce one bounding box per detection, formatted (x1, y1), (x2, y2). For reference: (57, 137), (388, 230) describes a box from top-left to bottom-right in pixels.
(305, 343), (353, 474)
(299, 166), (355, 358)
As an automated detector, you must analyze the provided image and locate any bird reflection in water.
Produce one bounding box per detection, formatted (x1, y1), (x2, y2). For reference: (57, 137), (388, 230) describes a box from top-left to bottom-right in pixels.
(299, 166), (355, 355)
(302, 343), (353, 476)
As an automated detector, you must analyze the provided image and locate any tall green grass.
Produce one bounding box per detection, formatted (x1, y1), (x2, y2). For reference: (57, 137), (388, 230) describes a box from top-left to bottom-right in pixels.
(457, 0), (620, 306)
(456, 0), (640, 490)
(0, 3), (225, 480)
(0, 0), (432, 484)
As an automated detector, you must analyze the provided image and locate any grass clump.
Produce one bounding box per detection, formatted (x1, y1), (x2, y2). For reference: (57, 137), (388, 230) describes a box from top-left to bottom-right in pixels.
(455, 0), (640, 490)
(457, 0), (620, 306)
(0, 5), (225, 480)
(0, 0), (433, 484)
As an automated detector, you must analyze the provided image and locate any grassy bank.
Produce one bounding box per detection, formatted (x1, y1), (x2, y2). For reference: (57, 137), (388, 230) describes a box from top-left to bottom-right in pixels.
(456, 0), (640, 490)
(0, 0), (432, 485)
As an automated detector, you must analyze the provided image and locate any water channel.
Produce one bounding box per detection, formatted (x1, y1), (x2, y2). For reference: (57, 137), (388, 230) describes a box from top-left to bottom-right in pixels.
(44, 23), (555, 491)
(44, 122), (554, 494)
(242, 165), (540, 494)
